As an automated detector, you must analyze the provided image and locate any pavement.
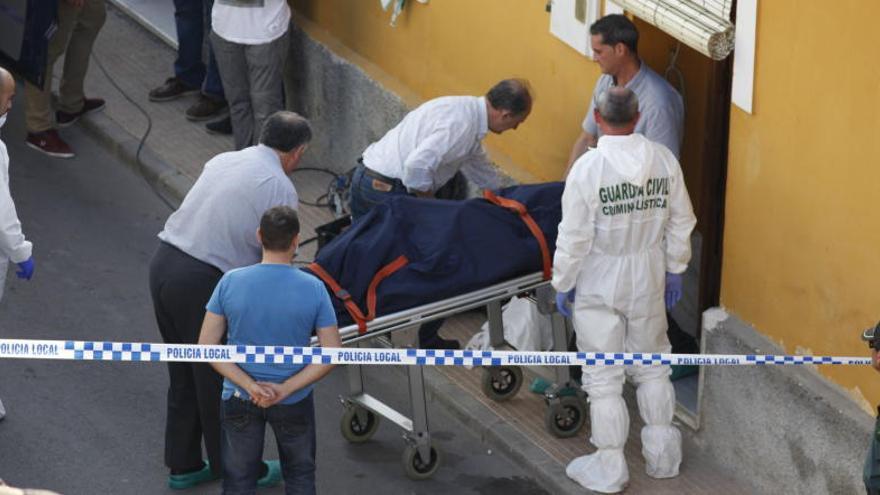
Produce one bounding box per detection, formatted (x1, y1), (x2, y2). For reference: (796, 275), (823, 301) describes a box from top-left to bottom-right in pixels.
(5, 4), (752, 494)
(0, 80), (549, 495)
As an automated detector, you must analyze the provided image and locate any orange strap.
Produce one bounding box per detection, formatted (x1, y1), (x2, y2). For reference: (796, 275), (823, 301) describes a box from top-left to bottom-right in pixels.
(307, 262), (369, 333)
(366, 255), (409, 321)
(308, 255), (410, 335)
(483, 190), (553, 280)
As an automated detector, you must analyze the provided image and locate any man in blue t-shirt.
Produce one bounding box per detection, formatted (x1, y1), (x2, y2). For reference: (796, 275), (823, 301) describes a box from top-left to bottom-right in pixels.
(198, 205), (340, 494)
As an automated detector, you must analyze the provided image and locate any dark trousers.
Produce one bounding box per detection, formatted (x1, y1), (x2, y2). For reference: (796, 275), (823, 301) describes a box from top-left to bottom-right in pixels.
(222, 395), (317, 495)
(173, 0), (224, 100)
(149, 241), (224, 476)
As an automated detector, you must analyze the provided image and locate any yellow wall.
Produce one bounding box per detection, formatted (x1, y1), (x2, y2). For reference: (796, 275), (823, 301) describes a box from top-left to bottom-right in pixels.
(290, 0), (877, 410)
(291, 0), (614, 182)
(722, 0), (880, 410)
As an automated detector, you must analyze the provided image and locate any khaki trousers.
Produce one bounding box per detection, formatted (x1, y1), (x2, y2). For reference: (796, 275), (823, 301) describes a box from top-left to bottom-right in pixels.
(24, 0), (106, 133)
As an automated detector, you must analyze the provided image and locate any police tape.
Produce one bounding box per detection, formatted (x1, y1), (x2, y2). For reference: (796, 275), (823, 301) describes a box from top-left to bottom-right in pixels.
(0, 339), (872, 367)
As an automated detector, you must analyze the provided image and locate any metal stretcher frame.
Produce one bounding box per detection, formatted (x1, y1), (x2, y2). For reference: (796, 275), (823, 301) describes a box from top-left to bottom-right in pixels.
(310, 271), (583, 479)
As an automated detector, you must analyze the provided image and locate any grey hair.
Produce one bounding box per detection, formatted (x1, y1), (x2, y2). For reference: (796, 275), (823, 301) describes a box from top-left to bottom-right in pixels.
(259, 111), (312, 153)
(596, 87), (639, 126)
(486, 78), (533, 116)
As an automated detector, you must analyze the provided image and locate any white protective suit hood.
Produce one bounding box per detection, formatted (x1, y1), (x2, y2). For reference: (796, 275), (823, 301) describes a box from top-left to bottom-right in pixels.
(595, 133), (656, 189)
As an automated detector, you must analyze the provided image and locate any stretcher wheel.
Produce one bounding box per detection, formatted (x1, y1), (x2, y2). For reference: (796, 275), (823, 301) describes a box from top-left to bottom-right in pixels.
(340, 406), (380, 443)
(544, 396), (586, 438)
(402, 444), (441, 480)
(481, 366), (523, 402)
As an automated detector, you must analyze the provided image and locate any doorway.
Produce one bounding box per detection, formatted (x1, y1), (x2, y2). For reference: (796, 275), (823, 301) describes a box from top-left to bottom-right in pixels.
(634, 19), (733, 419)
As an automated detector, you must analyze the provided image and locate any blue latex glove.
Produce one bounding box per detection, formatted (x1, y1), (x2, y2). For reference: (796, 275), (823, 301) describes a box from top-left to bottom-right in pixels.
(555, 289), (576, 318)
(665, 272), (683, 310)
(16, 257), (34, 280)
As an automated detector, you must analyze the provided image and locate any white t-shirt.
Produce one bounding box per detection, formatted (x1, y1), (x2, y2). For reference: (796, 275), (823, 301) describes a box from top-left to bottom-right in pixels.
(212, 0), (291, 45)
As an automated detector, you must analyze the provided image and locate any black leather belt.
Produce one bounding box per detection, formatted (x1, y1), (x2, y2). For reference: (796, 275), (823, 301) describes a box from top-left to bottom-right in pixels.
(357, 159), (399, 185)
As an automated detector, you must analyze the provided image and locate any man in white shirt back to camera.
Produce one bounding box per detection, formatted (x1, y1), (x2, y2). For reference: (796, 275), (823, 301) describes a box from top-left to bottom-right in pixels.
(211, 0), (291, 150)
(149, 111), (308, 490)
(349, 78), (533, 220)
(347, 79), (531, 350)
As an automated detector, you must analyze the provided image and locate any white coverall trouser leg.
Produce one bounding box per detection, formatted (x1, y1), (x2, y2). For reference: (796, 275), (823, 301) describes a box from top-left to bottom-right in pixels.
(566, 301), (681, 493)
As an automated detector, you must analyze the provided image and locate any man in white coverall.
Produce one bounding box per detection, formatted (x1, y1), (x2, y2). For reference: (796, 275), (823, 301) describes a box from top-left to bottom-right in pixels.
(0, 67), (36, 421)
(552, 86), (696, 493)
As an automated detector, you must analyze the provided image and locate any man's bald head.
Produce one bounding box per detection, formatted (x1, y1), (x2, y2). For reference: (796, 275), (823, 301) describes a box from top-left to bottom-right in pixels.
(0, 67), (15, 118)
(0, 67), (13, 93)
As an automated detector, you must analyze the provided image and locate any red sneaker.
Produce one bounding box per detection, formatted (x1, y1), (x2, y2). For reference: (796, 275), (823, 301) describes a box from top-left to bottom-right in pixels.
(25, 130), (75, 159)
(56, 98), (106, 128)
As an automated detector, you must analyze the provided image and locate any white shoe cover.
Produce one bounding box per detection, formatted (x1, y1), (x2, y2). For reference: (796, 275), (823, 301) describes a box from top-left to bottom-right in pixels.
(641, 425), (681, 478)
(565, 450), (628, 494)
(634, 377), (681, 478)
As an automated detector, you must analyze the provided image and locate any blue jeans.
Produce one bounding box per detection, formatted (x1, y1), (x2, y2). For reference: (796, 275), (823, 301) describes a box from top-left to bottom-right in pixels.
(348, 163), (409, 221)
(173, 0), (224, 100)
(221, 394), (316, 495)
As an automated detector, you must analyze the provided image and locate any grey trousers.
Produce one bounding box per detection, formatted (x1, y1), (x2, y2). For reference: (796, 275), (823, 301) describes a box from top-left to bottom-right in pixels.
(210, 29), (289, 150)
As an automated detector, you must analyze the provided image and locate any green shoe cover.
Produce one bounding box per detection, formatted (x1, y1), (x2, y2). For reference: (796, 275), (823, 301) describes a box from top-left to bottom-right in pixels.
(257, 460), (282, 488)
(168, 462), (219, 490)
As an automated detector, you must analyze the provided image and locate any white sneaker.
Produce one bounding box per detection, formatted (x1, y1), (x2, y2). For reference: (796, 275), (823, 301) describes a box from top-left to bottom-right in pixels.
(0, 397), (6, 421)
(565, 450), (628, 494)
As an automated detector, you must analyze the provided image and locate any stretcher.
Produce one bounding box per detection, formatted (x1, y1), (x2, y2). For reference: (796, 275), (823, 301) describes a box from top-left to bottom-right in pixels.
(310, 271), (587, 480)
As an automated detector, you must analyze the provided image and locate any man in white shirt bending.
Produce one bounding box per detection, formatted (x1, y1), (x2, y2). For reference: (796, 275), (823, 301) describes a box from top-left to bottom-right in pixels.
(349, 78), (533, 220)
(148, 111), (308, 489)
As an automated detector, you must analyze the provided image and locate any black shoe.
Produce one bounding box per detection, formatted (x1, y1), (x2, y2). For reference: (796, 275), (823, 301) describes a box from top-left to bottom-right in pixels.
(419, 336), (461, 350)
(56, 98), (105, 128)
(185, 95), (228, 122)
(149, 77), (199, 102)
(205, 116), (233, 136)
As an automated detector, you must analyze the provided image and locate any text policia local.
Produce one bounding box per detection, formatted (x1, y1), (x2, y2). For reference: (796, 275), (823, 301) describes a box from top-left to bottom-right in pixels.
(0, 342), (59, 356)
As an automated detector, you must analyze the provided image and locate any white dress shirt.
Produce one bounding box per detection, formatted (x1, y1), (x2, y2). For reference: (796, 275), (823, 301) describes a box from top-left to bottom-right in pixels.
(362, 96), (501, 193)
(159, 144), (298, 273)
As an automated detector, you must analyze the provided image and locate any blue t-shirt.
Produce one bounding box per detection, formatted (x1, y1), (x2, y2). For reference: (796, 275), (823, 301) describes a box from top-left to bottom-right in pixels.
(206, 264), (337, 405)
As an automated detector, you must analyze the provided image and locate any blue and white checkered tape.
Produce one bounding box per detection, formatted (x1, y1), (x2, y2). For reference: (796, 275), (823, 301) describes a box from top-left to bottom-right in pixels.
(63, 341), (163, 362)
(0, 339), (871, 367)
